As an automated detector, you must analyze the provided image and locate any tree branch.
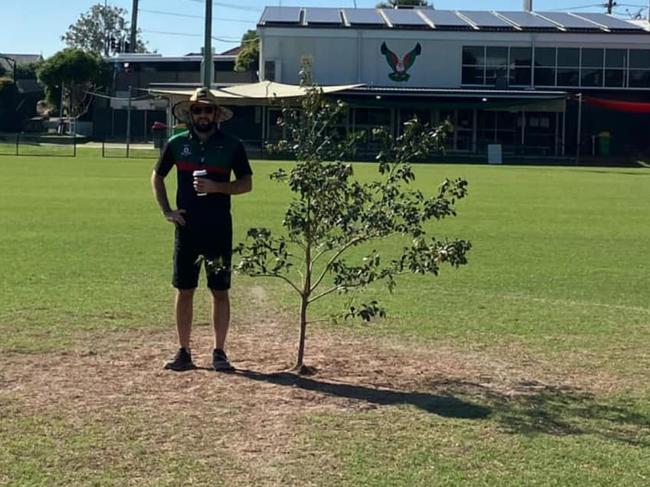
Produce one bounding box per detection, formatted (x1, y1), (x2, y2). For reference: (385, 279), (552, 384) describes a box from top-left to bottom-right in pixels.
(308, 285), (341, 304)
(308, 281), (366, 304)
(310, 235), (366, 294)
(249, 273), (303, 296)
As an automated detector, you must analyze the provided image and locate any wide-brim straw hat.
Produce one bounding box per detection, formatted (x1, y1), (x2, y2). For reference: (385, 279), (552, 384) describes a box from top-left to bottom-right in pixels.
(172, 87), (233, 124)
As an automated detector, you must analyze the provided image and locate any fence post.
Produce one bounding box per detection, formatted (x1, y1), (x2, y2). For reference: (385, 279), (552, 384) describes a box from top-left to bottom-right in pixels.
(126, 85), (132, 158)
(15, 134), (19, 156)
(73, 132), (77, 157)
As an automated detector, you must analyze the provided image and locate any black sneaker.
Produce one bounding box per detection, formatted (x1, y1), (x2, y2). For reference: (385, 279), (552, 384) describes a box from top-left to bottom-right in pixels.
(212, 348), (234, 372)
(164, 348), (195, 371)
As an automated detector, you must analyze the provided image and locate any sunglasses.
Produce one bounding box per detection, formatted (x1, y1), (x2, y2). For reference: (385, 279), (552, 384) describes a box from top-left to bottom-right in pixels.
(190, 105), (216, 115)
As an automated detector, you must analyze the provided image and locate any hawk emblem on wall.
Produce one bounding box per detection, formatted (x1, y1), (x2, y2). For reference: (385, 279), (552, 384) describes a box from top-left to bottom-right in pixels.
(380, 42), (422, 82)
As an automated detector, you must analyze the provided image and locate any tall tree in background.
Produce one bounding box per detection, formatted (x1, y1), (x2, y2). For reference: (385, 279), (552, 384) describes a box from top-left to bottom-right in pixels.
(62, 4), (148, 56)
(234, 30), (260, 73)
(37, 49), (107, 119)
(376, 0), (430, 8)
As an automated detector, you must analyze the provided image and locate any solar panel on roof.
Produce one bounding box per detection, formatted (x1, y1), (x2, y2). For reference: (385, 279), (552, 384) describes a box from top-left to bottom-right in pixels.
(260, 7), (302, 24)
(422, 10), (472, 28)
(497, 11), (558, 29)
(382, 9), (429, 27)
(342, 9), (385, 25)
(304, 7), (342, 25)
(537, 12), (601, 29)
(459, 11), (514, 28)
(575, 13), (643, 30)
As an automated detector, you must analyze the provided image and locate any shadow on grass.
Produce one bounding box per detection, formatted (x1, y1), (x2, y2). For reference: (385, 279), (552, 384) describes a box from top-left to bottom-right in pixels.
(431, 379), (650, 447)
(568, 169), (650, 176)
(235, 369), (491, 420)
(236, 371), (650, 445)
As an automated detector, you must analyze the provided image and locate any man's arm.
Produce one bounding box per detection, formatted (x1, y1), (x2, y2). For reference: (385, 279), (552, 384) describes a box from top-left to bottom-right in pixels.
(151, 171), (186, 226)
(193, 175), (252, 196)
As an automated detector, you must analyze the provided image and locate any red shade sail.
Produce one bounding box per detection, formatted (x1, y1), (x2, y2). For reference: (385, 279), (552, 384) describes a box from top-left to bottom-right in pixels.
(584, 96), (650, 113)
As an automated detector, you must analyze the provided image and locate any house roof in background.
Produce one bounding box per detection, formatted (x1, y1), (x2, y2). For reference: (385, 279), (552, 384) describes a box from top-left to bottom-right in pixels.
(0, 53), (43, 64)
(219, 46), (242, 56)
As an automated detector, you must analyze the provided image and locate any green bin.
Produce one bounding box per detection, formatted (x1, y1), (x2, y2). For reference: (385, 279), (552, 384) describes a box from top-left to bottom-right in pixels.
(598, 131), (611, 156)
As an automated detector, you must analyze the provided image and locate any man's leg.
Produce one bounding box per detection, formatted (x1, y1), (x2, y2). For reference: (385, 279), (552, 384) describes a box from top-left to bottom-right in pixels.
(176, 288), (195, 349)
(210, 289), (230, 350)
(164, 287), (196, 371)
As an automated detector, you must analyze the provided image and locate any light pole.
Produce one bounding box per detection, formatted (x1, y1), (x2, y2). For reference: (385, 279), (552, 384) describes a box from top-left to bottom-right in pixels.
(202, 0), (213, 88)
(130, 0), (139, 53)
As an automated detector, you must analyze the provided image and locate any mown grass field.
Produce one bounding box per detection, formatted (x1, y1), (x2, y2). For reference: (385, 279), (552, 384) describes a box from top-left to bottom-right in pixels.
(1, 150), (649, 486)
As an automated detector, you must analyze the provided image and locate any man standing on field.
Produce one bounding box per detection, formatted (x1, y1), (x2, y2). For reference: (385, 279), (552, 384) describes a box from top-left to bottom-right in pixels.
(151, 87), (253, 372)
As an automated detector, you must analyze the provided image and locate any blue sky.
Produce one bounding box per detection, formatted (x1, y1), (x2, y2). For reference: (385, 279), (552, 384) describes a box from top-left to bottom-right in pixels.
(2, 1), (646, 58)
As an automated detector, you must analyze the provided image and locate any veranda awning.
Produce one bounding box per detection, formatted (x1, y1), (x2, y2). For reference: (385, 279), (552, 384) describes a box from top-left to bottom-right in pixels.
(148, 81), (364, 106)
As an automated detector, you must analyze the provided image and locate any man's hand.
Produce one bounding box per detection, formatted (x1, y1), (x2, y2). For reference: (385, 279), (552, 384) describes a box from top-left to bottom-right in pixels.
(164, 209), (187, 226)
(193, 177), (225, 195)
(193, 176), (252, 195)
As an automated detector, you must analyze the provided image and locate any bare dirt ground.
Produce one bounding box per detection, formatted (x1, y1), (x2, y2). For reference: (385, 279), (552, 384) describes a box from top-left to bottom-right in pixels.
(2, 288), (648, 485)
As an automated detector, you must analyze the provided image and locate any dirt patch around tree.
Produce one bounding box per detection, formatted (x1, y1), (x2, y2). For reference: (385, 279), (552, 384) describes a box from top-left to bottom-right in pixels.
(2, 311), (648, 484)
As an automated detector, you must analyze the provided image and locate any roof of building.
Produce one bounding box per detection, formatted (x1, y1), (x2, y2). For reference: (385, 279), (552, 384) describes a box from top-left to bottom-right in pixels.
(0, 53), (43, 64)
(258, 7), (649, 34)
(219, 46), (242, 56)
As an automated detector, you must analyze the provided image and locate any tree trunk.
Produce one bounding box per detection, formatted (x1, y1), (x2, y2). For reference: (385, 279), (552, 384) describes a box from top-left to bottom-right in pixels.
(296, 209), (312, 374)
(296, 294), (308, 371)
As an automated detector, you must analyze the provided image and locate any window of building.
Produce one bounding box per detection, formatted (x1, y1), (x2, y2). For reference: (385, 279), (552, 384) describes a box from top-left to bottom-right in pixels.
(629, 49), (650, 88)
(580, 48), (604, 87)
(534, 47), (556, 86)
(264, 60), (276, 81)
(462, 46), (530, 87)
(509, 47), (532, 86)
(462, 46), (485, 85)
(486, 47), (509, 87)
(354, 108), (391, 127)
(557, 48), (580, 87)
(605, 49), (626, 87)
(465, 45), (650, 90)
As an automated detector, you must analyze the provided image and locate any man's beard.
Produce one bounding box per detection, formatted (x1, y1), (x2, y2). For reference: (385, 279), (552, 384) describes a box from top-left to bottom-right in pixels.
(193, 119), (216, 133)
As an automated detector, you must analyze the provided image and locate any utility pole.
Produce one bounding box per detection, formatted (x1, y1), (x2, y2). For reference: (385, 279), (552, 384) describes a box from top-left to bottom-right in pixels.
(130, 0), (139, 53)
(202, 0), (213, 88)
(607, 0), (616, 14)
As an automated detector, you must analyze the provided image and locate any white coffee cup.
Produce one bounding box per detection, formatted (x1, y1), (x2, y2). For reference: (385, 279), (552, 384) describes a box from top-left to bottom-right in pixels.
(192, 169), (208, 196)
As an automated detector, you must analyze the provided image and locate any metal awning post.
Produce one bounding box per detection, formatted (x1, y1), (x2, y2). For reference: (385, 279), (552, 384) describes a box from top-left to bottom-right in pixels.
(576, 93), (583, 165)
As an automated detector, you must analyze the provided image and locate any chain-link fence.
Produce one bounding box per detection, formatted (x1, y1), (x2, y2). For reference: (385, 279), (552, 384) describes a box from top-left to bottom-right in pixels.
(101, 139), (161, 159)
(0, 134), (77, 157)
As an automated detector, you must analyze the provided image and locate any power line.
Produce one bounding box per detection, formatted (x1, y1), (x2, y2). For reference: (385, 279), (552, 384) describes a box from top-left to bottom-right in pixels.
(142, 29), (258, 43)
(142, 29), (202, 38)
(176, 0), (261, 13)
(557, 4), (608, 10)
(140, 8), (203, 19)
(556, 1), (648, 11)
(139, 8), (255, 24)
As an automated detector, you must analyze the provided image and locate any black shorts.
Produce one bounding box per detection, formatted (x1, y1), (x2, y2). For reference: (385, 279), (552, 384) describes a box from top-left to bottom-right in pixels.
(173, 215), (233, 290)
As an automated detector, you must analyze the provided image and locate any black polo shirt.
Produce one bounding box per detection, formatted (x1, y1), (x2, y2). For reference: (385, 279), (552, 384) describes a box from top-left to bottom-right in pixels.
(154, 129), (253, 223)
